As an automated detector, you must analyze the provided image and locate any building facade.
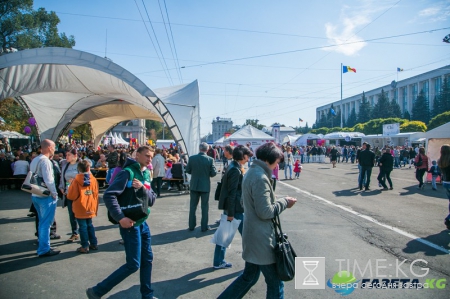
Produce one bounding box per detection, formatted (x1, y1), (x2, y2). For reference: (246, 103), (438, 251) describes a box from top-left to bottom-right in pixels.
(316, 65), (450, 125)
(212, 117), (233, 142)
(112, 119), (146, 145)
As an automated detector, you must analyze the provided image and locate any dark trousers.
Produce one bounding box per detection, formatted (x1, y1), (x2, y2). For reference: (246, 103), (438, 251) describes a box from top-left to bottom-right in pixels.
(359, 166), (373, 189)
(151, 177), (163, 196)
(66, 200), (79, 235)
(416, 168), (426, 187)
(378, 169), (392, 188)
(189, 191), (210, 231)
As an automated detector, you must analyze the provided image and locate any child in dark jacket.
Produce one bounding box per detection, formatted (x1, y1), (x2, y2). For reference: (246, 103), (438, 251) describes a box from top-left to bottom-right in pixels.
(67, 160), (99, 253)
(428, 160), (441, 191)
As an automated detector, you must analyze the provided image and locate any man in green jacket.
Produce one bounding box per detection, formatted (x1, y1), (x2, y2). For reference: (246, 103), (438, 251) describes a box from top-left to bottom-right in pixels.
(186, 142), (217, 231)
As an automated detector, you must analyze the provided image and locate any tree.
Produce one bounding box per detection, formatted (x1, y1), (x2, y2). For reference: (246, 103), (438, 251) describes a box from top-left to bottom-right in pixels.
(72, 123), (92, 142)
(403, 110), (411, 121)
(372, 89), (391, 119)
(400, 121), (427, 132)
(389, 98), (402, 118)
(0, 0), (75, 52)
(145, 120), (173, 140)
(434, 77), (450, 116)
(244, 119), (264, 130)
(357, 92), (371, 124)
(346, 108), (357, 128)
(411, 89), (430, 124)
(0, 98), (28, 132)
(428, 111), (450, 130)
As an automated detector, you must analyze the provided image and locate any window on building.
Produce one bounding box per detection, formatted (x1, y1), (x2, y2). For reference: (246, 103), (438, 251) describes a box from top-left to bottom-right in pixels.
(435, 77), (442, 94)
(411, 83), (418, 103)
(422, 80), (429, 102)
(402, 87), (407, 112)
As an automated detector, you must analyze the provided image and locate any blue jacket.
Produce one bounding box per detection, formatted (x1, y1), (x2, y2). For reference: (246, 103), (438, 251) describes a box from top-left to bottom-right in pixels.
(103, 158), (156, 224)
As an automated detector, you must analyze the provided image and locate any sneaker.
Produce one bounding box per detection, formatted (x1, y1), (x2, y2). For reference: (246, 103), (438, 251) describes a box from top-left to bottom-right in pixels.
(378, 183), (382, 187)
(167, 186), (172, 191)
(382, 187), (388, 191)
(389, 187), (393, 190)
(214, 262), (232, 269)
(432, 188), (437, 191)
(66, 234), (79, 243)
(86, 287), (101, 299)
(38, 249), (61, 257)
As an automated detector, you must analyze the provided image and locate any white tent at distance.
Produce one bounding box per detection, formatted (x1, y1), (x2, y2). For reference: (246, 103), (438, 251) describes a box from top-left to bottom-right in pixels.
(224, 125), (274, 149)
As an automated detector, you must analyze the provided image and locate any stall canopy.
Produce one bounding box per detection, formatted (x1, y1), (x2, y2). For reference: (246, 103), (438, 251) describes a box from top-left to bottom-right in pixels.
(324, 132), (365, 139)
(0, 130), (30, 139)
(224, 125), (274, 148)
(0, 47), (199, 156)
(214, 137), (225, 146)
(294, 134), (323, 146)
(283, 134), (302, 144)
(426, 122), (450, 166)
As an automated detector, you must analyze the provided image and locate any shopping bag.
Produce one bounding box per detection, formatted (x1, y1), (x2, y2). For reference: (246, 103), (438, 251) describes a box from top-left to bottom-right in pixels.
(210, 214), (241, 248)
(21, 160), (51, 196)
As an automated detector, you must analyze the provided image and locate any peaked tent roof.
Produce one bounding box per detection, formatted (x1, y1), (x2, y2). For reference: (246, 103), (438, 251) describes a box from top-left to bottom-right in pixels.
(426, 122), (450, 139)
(0, 47), (200, 156)
(228, 125), (274, 140)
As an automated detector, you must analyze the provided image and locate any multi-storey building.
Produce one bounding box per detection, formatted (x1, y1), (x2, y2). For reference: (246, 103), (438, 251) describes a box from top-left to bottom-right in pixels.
(112, 119), (146, 145)
(212, 117), (233, 142)
(316, 65), (450, 124)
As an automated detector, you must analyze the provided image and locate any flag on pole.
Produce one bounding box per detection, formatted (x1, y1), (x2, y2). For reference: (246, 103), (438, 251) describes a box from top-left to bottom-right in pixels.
(397, 67), (404, 72)
(299, 118), (304, 122)
(330, 108), (337, 116)
(342, 65), (356, 73)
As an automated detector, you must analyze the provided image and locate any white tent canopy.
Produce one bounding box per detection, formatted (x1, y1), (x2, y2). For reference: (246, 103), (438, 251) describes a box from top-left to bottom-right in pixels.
(224, 125), (274, 149)
(324, 132), (365, 139)
(294, 134), (323, 146)
(426, 122), (450, 166)
(0, 130), (30, 139)
(214, 137), (225, 146)
(0, 47), (199, 156)
(283, 134), (301, 144)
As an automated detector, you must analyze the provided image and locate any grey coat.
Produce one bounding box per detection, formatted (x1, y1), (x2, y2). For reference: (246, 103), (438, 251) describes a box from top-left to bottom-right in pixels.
(242, 159), (288, 265)
(185, 152), (217, 192)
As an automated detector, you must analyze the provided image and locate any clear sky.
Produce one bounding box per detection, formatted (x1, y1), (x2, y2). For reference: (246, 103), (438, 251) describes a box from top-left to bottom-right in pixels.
(34, 0), (450, 137)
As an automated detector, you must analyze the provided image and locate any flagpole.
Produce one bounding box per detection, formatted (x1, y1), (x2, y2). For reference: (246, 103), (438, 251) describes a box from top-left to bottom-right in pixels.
(340, 63), (343, 128)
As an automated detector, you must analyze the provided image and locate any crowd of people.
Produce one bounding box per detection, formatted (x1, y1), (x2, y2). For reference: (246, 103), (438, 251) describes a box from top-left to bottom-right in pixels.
(1, 135), (449, 298)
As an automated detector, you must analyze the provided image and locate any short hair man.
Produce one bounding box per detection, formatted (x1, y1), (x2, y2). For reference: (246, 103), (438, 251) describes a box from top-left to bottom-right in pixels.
(87, 146), (157, 299)
(31, 139), (60, 257)
(358, 143), (376, 191)
(186, 142), (217, 231)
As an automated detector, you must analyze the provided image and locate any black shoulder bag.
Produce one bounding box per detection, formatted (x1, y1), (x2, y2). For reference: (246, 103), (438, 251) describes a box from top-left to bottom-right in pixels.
(272, 206), (297, 281)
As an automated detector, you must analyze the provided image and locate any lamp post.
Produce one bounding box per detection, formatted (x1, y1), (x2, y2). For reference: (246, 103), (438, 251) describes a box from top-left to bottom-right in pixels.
(162, 122), (165, 139)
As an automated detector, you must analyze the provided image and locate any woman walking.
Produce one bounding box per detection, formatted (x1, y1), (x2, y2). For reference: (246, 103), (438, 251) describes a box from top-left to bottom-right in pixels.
(414, 147), (429, 190)
(59, 148), (80, 242)
(330, 146), (338, 168)
(283, 146), (294, 180)
(437, 145), (450, 230)
(218, 142), (297, 299)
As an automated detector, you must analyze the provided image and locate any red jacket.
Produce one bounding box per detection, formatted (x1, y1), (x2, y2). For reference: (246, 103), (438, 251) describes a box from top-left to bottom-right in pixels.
(414, 154), (429, 170)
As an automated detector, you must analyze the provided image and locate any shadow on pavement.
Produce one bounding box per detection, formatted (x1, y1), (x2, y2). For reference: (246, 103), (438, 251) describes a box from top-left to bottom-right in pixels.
(402, 230), (450, 256)
(108, 268), (240, 299)
(332, 188), (362, 197)
(152, 227), (217, 246)
(398, 186), (447, 199)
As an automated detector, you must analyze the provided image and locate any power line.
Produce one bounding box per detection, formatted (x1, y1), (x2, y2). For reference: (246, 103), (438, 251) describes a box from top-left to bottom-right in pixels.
(133, 0), (173, 85)
(163, 0), (183, 84)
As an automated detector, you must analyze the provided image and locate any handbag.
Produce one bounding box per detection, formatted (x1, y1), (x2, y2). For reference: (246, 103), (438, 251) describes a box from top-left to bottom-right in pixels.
(21, 159), (51, 196)
(107, 169), (150, 224)
(415, 154), (423, 167)
(272, 206), (297, 281)
(214, 181), (222, 201)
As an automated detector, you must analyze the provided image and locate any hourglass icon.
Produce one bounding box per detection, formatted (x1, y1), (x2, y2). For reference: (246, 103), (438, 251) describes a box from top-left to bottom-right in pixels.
(302, 261), (319, 285)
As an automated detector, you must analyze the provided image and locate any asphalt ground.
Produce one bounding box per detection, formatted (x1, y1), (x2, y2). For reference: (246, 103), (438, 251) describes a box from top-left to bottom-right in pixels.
(0, 160), (449, 299)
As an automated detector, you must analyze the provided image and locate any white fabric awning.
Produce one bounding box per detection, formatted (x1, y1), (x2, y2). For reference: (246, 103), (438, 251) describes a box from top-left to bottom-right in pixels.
(0, 47), (200, 156)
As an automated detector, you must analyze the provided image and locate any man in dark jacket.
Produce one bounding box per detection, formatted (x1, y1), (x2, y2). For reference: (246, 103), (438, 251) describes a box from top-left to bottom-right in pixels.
(186, 142), (217, 232)
(86, 146), (157, 299)
(214, 145), (252, 269)
(378, 148), (394, 190)
(106, 145), (119, 184)
(358, 144), (376, 191)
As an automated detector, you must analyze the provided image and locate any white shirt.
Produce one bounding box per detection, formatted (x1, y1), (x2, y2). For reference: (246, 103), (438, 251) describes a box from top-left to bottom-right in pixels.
(13, 160), (29, 175)
(30, 154), (58, 198)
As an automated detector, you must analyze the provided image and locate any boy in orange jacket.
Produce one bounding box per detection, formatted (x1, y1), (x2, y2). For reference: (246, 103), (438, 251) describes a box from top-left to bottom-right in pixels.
(67, 160), (99, 253)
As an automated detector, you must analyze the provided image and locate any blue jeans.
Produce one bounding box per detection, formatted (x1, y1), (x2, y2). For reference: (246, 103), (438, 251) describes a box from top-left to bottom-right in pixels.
(218, 261), (284, 299)
(443, 182), (450, 218)
(76, 218), (97, 248)
(213, 213), (244, 267)
(106, 168), (115, 184)
(93, 222), (154, 298)
(32, 195), (57, 255)
(284, 164), (292, 179)
(66, 199), (79, 235)
(358, 164), (367, 186)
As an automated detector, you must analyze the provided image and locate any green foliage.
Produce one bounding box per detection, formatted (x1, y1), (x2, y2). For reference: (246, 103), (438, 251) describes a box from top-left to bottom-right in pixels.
(145, 120), (173, 140)
(346, 108), (357, 128)
(0, 0), (75, 51)
(428, 111), (450, 130)
(357, 92), (371, 124)
(411, 89), (430, 124)
(372, 89), (391, 119)
(244, 119), (265, 130)
(400, 121), (427, 132)
(403, 110), (411, 121)
(432, 77), (450, 117)
(310, 127), (329, 135)
(71, 123), (92, 141)
(390, 98), (402, 118)
(0, 98), (28, 132)
(352, 118), (407, 135)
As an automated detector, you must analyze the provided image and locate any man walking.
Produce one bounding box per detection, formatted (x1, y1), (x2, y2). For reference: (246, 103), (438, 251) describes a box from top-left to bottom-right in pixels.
(31, 139), (60, 257)
(186, 142), (217, 232)
(151, 148), (166, 197)
(358, 144), (376, 191)
(86, 146), (157, 299)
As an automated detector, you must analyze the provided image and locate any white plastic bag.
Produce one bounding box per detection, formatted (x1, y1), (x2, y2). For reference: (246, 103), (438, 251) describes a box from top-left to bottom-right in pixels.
(211, 214), (241, 248)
